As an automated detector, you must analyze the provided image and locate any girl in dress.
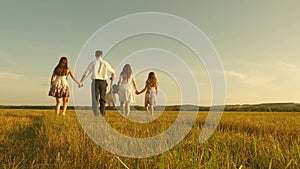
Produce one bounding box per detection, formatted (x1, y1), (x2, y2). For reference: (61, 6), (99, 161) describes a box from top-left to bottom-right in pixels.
(48, 57), (82, 115)
(137, 72), (158, 116)
(118, 64), (138, 116)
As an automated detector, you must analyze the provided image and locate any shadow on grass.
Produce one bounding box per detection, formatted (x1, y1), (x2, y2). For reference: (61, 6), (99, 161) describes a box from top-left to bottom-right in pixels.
(1, 114), (44, 168)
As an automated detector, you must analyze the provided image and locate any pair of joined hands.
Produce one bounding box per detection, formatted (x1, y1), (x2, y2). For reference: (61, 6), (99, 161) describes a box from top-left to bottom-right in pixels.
(78, 82), (83, 88)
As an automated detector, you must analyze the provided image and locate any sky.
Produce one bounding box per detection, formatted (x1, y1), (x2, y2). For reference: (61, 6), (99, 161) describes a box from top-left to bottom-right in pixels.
(0, 1), (300, 106)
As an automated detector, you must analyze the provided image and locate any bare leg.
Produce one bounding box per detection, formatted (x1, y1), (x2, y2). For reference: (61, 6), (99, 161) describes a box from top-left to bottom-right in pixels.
(125, 103), (130, 116)
(150, 105), (154, 116)
(120, 102), (124, 115)
(62, 97), (68, 115)
(145, 105), (149, 113)
(55, 97), (61, 115)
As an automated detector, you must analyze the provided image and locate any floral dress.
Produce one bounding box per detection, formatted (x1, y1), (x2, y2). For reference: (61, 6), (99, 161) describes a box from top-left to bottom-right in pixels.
(48, 75), (70, 98)
(145, 83), (156, 106)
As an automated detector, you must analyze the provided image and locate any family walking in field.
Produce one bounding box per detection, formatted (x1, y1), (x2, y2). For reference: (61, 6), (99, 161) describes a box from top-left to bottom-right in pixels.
(48, 50), (158, 117)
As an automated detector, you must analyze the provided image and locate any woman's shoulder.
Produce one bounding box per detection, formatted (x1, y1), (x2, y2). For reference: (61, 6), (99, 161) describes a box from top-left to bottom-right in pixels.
(67, 67), (73, 73)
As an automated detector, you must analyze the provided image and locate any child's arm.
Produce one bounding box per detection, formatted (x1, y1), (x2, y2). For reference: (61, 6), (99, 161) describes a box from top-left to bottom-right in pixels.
(155, 86), (158, 95)
(137, 84), (147, 95)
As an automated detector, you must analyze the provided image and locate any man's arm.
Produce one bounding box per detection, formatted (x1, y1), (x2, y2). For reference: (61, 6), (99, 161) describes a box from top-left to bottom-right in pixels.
(80, 74), (88, 83)
(107, 63), (115, 81)
(80, 63), (92, 83)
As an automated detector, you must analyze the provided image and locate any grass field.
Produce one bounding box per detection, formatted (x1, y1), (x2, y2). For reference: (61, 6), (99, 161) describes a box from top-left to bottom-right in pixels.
(0, 109), (299, 169)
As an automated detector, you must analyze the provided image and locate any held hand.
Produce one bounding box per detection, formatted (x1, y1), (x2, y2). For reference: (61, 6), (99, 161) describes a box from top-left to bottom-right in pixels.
(78, 82), (83, 88)
(135, 91), (139, 95)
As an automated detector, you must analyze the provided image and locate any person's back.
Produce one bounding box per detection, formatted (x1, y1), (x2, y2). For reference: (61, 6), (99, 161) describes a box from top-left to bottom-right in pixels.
(49, 57), (81, 115)
(80, 50), (115, 116)
(117, 64), (138, 116)
(119, 72), (134, 84)
(136, 72), (158, 116)
(146, 81), (156, 92)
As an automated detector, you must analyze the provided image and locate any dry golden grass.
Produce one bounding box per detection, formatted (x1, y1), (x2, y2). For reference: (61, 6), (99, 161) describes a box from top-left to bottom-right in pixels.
(0, 109), (299, 168)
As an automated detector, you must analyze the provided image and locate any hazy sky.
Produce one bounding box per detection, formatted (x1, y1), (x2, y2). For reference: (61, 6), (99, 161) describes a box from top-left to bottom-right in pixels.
(0, 1), (300, 106)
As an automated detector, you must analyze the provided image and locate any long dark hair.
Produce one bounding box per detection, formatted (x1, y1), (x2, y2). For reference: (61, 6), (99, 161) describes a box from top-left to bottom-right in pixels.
(54, 57), (68, 76)
(120, 64), (132, 82)
(146, 72), (158, 87)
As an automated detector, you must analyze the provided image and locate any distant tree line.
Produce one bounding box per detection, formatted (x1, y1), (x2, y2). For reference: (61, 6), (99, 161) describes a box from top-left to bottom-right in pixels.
(0, 103), (300, 112)
(222, 103), (300, 112)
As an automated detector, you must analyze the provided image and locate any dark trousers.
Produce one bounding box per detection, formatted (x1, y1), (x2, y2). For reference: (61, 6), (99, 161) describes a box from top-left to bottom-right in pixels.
(91, 79), (107, 116)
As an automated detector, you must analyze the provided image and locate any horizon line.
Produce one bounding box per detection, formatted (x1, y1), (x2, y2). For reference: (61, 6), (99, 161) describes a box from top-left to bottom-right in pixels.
(0, 102), (298, 107)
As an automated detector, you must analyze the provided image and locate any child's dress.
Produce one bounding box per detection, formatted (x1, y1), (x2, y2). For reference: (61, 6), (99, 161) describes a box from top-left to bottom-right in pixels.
(145, 83), (156, 106)
(118, 74), (135, 103)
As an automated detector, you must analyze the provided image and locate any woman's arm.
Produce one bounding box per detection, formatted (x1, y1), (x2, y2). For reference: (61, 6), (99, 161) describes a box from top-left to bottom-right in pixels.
(50, 71), (56, 85)
(68, 68), (82, 87)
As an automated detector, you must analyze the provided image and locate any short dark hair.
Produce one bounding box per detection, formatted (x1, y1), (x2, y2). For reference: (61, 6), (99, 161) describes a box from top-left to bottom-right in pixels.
(95, 50), (103, 57)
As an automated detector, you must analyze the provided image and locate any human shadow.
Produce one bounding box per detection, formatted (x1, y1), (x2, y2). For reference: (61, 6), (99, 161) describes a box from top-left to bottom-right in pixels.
(1, 114), (44, 168)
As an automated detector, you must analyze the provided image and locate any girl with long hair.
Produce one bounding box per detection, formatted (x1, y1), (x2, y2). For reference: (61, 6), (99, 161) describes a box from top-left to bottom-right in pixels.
(48, 57), (82, 115)
(118, 64), (138, 116)
(137, 72), (158, 116)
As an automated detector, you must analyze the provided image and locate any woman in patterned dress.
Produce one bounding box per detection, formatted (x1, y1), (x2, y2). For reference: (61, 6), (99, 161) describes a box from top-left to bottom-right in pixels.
(48, 57), (82, 115)
(137, 72), (158, 116)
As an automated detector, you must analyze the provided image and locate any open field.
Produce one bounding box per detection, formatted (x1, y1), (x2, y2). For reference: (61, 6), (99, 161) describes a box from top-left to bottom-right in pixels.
(0, 109), (299, 169)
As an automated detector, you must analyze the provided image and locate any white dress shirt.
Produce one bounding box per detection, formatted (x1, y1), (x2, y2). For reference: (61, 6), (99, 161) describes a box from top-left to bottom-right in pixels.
(83, 58), (115, 80)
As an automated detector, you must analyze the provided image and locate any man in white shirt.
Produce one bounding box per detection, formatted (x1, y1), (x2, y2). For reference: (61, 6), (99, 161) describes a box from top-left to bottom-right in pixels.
(80, 50), (115, 116)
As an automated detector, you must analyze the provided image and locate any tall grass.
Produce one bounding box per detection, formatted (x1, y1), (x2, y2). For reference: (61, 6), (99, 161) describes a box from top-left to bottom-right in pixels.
(0, 109), (299, 168)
